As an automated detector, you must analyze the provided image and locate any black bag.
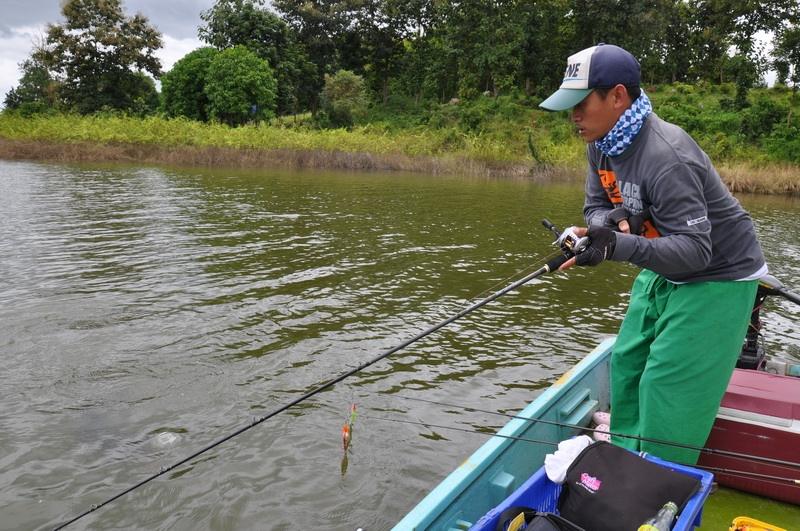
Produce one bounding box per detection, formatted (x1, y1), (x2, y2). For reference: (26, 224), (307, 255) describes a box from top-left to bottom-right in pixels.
(557, 442), (700, 531)
(494, 506), (585, 531)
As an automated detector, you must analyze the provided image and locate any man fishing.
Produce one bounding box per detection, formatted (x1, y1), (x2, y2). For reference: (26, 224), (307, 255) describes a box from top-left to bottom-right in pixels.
(539, 44), (768, 464)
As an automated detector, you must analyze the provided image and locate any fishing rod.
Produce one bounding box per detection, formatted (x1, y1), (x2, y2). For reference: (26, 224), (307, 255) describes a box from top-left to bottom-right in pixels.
(362, 414), (800, 487)
(391, 395), (800, 470)
(759, 274), (800, 306)
(54, 221), (578, 530)
(698, 466), (800, 487)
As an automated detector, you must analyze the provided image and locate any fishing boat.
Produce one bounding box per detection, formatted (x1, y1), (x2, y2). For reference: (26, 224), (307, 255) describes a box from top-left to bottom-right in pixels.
(698, 367), (800, 505)
(697, 275), (800, 505)
(393, 334), (800, 530)
(393, 337), (616, 530)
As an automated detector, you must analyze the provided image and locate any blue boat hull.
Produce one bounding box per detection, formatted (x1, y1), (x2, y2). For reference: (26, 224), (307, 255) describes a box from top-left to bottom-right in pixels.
(393, 337), (614, 531)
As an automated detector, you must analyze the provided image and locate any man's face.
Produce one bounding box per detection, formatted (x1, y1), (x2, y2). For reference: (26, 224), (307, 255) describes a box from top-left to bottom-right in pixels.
(570, 89), (625, 143)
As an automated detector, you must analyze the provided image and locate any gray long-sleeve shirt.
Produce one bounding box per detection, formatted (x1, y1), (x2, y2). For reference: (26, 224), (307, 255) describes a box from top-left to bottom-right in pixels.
(584, 114), (766, 283)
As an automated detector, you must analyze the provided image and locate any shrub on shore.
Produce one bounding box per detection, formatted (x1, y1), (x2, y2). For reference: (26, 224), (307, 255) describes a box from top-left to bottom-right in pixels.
(1, 82), (799, 191)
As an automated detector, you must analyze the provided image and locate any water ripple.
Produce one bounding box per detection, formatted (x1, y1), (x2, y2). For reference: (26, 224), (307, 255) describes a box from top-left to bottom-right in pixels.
(1, 161), (798, 530)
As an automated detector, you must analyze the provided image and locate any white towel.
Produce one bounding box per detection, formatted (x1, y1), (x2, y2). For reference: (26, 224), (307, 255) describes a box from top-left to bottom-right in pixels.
(543, 435), (594, 483)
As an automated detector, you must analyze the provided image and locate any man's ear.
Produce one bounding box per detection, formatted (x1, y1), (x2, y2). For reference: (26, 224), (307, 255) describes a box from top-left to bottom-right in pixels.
(612, 84), (632, 109)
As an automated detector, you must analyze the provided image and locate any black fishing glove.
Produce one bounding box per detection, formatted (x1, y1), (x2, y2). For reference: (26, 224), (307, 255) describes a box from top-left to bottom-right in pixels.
(606, 207), (629, 227)
(627, 207), (651, 236)
(575, 226), (616, 266)
(607, 207), (651, 236)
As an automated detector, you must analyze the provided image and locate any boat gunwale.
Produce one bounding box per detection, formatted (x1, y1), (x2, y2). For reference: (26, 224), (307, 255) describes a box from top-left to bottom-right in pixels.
(393, 336), (616, 530)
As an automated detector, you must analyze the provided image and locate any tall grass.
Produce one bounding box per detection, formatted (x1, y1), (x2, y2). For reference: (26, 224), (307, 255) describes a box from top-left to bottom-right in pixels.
(0, 113), (554, 164)
(1, 82), (799, 193)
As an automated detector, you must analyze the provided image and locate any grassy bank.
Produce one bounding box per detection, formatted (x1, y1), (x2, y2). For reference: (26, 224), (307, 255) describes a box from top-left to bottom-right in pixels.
(0, 137), (563, 179)
(0, 111), (580, 163)
(2, 82), (799, 193)
(0, 112), (582, 180)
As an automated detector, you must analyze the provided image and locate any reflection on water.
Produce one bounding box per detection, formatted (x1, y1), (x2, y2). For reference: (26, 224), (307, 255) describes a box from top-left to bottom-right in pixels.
(0, 160), (798, 530)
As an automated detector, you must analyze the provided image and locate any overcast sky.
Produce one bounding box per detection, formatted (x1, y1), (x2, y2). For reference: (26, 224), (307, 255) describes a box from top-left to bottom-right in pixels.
(0, 0), (218, 104)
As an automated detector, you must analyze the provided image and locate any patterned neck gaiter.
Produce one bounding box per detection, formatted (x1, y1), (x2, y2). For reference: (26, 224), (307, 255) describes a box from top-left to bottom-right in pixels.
(594, 90), (652, 157)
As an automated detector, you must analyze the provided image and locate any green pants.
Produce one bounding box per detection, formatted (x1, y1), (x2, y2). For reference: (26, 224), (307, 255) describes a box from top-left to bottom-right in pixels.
(610, 269), (757, 464)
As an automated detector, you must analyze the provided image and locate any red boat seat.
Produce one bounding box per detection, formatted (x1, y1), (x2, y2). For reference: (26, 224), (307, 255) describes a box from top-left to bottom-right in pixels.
(722, 369), (800, 421)
(700, 369), (800, 505)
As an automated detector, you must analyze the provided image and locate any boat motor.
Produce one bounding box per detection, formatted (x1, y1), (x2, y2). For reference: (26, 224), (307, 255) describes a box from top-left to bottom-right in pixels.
(738, 274), (800, 373)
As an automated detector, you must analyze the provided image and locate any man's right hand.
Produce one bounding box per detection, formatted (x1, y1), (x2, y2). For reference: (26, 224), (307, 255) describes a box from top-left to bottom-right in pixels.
(559, 226), (617, 270)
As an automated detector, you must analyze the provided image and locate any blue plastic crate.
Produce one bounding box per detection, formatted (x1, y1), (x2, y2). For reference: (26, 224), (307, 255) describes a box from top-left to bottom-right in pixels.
(470, 453), (714, 531)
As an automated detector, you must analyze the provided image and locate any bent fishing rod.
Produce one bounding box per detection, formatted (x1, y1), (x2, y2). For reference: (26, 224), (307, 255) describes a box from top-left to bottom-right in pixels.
(54, 220), (577, 530)
(390, 395), (800, 470)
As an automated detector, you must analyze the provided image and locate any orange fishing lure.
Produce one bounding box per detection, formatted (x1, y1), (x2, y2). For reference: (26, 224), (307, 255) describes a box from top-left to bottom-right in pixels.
(342, 403), (357, 451)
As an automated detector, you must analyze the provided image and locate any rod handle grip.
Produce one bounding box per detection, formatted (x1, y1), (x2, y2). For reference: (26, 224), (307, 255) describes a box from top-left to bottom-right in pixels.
(546, 254), (568, 272)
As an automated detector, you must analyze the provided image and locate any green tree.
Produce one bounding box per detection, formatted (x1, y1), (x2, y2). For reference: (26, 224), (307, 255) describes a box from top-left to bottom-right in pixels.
(199, 0), (316, 114)
(204, 45), (278, 126)
(277, 0), (413, 104)
(519, 0), (574, 97)
(774, 25), (800, 89)
(570, 0), (633, 52)
(417, 0), (525, 99)
(273, 0), (346, 70)
(720, 0), (799, 54)
(389, 0), (446, 102)
(462, 0), (525, 96)
(691, 0), (798, 88)
(723, 53), (761, 108)
(121, 71), (160, 116)
(39, 0), (162, 114)
(161, 47), (219, 121)
(343, 0), (409, 102)
(657, 1), (695, 84)
(3, 54), (59, 114)
(569, 0), (687, 85)
(319, 69), (369, 127)
(398, 34), (455, 103)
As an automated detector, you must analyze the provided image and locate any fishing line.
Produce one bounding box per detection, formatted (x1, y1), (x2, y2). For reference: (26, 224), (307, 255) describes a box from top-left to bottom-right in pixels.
(359, 414), (558, 447)
(54, 251), (571, 529)
(698, 466), (800, 486)
(462, 252), (562, 304)
(411, 250), (564, 342)
(331, 249), (564, 381)
(362, 414), (800, 486)
(391, 395), (800, 470)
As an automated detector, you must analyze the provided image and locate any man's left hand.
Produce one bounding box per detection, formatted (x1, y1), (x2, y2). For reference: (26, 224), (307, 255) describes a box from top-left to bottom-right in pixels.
(607, 207), (652, 236)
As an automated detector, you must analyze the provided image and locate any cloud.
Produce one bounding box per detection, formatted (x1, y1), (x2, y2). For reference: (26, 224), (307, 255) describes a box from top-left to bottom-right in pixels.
(1, 0), (216, 40)
(126, 0), (216, 40)
(0, 25), (47, 106)
(0, 2), (60, 36)
(156, 35), (205, 81)
(755, 30), (778, 87)
(0, 29), (204, 107)
(0, 0), (215, 105)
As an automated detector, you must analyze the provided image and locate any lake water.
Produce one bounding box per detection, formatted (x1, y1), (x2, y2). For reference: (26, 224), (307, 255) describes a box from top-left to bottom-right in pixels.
(1, 159), (798, 530)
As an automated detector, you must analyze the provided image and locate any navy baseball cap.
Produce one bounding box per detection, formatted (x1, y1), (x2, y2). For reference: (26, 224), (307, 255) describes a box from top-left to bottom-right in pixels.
(539, 44), (640, 111)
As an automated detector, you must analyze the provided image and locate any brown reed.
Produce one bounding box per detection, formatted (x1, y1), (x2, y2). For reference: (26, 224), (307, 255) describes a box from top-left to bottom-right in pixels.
(0, 138), (573, 181)
(3, 137), (800, 194)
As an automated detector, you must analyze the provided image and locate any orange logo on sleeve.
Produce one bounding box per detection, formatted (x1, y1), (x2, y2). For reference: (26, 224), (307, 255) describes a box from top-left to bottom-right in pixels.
(599, 169), (622, 206)
(598, 167), (660, 239)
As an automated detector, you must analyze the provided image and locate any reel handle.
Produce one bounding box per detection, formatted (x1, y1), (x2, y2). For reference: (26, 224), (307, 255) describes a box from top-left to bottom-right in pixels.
(541, 218), (589, 257)
(541, 218), (561, 238)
